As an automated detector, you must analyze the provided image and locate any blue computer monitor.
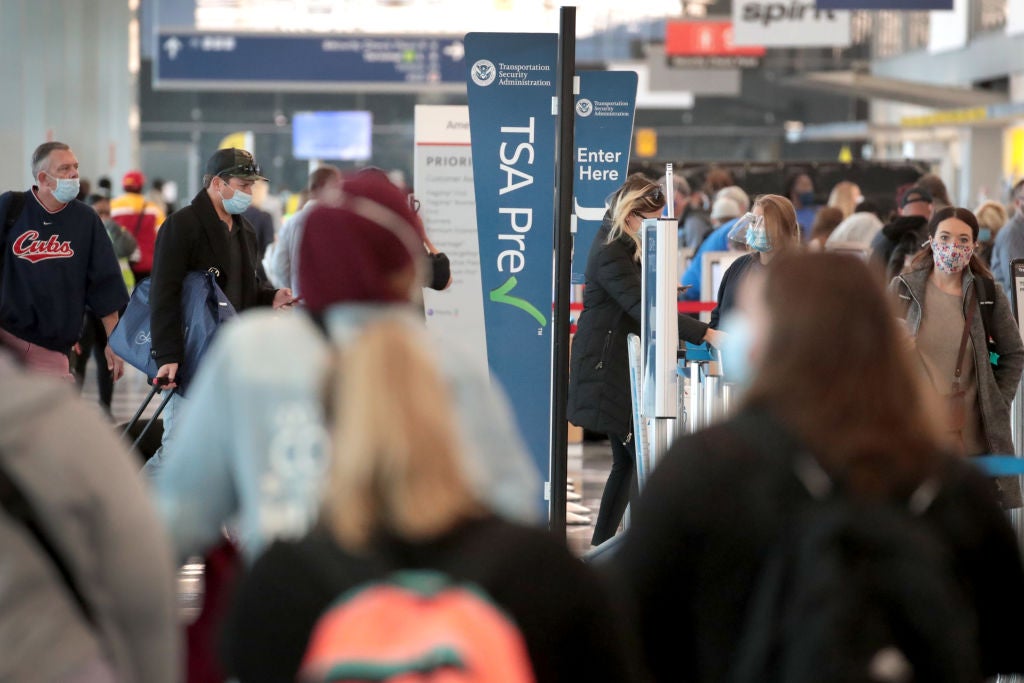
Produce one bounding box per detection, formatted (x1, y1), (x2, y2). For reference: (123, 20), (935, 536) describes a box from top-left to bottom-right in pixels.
(292, 110), (373, 161)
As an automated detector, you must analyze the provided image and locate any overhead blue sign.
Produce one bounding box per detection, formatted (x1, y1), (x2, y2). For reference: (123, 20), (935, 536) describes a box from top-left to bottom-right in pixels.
(155, 31), (466, 90)
(571, 70), (638, 284)
(465, 32), (558, 505)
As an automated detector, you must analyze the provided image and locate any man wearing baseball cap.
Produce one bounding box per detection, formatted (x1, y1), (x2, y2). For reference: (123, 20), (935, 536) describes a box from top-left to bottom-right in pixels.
(111, 169), (164, 281)
(870, 185), (933, 280)
(148, 148), (295, 471)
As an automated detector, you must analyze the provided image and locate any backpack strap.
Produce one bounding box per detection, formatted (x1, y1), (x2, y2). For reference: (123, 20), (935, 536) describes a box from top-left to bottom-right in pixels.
(131, 201), (148, 237)
(0, 457), (96, 626)
(3, 191), (26, 231)
(0, 191), (26, 293)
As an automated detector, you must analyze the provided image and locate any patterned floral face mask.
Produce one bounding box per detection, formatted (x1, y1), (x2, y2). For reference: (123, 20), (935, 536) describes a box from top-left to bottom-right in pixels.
(931, 240), (974, 274)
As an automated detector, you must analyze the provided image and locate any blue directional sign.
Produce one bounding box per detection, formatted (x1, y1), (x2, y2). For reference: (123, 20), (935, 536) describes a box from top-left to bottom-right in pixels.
(155, 31), (467, 91)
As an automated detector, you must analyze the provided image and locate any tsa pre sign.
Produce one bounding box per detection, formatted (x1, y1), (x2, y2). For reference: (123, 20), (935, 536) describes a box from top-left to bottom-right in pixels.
(465, 32), (558, 496)
(572, 70), (638, 284)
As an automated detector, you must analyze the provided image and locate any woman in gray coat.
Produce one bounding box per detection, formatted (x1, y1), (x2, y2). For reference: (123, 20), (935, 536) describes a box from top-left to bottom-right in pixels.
(890, 206), (1024, 508)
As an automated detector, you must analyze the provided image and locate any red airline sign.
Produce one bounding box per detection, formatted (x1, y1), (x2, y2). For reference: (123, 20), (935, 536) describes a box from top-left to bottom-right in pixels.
(665, 21), (766, 57)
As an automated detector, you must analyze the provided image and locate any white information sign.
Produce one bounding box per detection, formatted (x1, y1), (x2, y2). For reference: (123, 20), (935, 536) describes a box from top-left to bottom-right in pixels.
(414, 105), (488, 371)
(732, 0), (851, 47)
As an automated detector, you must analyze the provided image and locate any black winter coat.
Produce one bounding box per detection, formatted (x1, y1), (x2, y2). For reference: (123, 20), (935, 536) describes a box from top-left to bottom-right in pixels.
(568, 221), (708, 437)
(614, 409), (1024, 682)
(150, 189), (277, 367)
(870, 215), (929, 281)
(709, 252), (760, 330)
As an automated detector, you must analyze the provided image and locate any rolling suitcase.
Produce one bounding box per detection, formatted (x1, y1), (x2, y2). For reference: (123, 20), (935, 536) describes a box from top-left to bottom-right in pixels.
(118, 380), (175, 465)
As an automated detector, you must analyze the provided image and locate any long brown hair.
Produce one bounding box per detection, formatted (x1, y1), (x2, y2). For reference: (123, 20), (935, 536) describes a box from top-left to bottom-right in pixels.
(909, 206), (994, 279)
(742, 252), (942, 497)
(755, 194), (801, 255)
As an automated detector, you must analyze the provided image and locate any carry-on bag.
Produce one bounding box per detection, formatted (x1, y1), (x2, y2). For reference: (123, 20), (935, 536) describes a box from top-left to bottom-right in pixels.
(108, 270), (237, 397)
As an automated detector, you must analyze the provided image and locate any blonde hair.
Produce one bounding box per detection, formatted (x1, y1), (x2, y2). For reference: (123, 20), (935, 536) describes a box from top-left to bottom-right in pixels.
(974, 200), (1007, 237)
(322, 319), (484, 550)
(607, 174), (666, 260)
(755, 194), (802, 254)
(828, 181), (862, 219)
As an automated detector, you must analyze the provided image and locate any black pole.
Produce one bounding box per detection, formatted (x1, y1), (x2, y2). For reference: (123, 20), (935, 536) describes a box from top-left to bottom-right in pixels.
(549, 5), (576, 537)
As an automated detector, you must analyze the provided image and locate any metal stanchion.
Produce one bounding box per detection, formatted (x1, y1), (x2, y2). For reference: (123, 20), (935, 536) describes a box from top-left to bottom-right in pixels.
(703, 373), (719, 427)
(638, 172), (679, 465)
(689, 362), (702, 434)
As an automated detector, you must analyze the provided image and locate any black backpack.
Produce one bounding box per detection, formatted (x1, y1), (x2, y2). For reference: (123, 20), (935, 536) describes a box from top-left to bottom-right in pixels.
(728, 452), (981, 683)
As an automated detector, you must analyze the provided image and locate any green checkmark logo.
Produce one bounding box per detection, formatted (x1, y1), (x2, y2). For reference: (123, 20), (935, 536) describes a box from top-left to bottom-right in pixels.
(490, 275), (547, 326)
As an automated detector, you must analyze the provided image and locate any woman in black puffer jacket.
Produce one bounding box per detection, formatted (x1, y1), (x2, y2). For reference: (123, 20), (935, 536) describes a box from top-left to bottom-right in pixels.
(568, 174), (720, 546)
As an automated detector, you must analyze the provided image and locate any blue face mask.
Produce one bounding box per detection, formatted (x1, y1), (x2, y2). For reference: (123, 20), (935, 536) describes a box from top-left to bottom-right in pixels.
(220, 183), (253, 214)
(978, 228), (992, 242)
(798, 191), (815, 207)
(46, 174), (80, 204)
(746, 222), (771, 253)
(720, 312), (756, 387)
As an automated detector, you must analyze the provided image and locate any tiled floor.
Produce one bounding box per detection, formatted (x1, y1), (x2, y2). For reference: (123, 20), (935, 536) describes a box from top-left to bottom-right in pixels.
(566, 440), (616, 557)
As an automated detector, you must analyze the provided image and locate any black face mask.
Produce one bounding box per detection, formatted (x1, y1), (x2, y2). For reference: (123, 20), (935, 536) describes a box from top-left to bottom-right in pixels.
(428, 252), (451, 291)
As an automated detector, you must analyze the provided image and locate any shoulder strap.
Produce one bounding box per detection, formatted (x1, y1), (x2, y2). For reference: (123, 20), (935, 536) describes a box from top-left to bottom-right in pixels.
(954, 288), (977, 388)
(0, 458), (96, 626)
(132, 201), (148, 236)
(976, 276), (996, 343)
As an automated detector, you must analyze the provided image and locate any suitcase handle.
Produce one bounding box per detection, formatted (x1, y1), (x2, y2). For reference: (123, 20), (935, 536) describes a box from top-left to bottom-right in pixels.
(122, 384), (176, 453)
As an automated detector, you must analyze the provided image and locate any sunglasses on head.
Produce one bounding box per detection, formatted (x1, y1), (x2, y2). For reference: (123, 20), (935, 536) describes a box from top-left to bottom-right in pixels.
(218, 161), (262, 179)
(645, 185), (664, 203)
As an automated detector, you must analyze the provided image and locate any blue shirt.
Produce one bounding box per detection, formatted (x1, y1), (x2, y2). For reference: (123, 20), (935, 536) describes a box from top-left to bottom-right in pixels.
(0, 189), (128, 351)
(990, 212), (1024, 294)
(796, 205), (819, 239)
(680, 218), (737, 301)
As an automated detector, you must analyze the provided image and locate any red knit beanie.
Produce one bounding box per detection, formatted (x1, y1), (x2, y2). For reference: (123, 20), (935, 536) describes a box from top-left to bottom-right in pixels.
(299, 169), (426, 313)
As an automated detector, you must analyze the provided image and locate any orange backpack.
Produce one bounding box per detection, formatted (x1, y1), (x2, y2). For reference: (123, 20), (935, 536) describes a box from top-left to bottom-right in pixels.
(299, 570), (536, 683)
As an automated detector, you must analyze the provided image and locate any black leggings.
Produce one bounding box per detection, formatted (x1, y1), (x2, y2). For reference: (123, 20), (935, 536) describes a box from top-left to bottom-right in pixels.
(591, 432), (637, 546)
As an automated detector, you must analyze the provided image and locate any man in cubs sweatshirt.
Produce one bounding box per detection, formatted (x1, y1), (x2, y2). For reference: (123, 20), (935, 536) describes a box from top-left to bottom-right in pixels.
(0, 142), (128, 379)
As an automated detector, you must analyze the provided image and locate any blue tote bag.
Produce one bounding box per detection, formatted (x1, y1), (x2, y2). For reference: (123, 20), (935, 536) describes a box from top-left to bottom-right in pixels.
(109, 270), (236, 396)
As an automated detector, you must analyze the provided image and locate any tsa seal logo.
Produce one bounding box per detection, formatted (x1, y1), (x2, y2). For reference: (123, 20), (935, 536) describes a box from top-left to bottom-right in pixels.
(575, 98), (593, 117)
(471, 59), (496, 87)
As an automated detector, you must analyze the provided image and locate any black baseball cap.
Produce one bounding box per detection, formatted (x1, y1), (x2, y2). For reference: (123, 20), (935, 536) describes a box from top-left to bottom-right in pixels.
(205, 148), (268, 182)
(901, 186), (932, 208)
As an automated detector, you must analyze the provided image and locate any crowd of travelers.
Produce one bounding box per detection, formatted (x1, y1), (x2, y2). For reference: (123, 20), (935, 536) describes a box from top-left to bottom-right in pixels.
(3, 141), (1024, 682)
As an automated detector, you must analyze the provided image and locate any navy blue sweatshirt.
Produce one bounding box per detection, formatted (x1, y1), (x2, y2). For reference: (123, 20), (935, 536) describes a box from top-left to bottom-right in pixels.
(0, 189), (128, 351)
